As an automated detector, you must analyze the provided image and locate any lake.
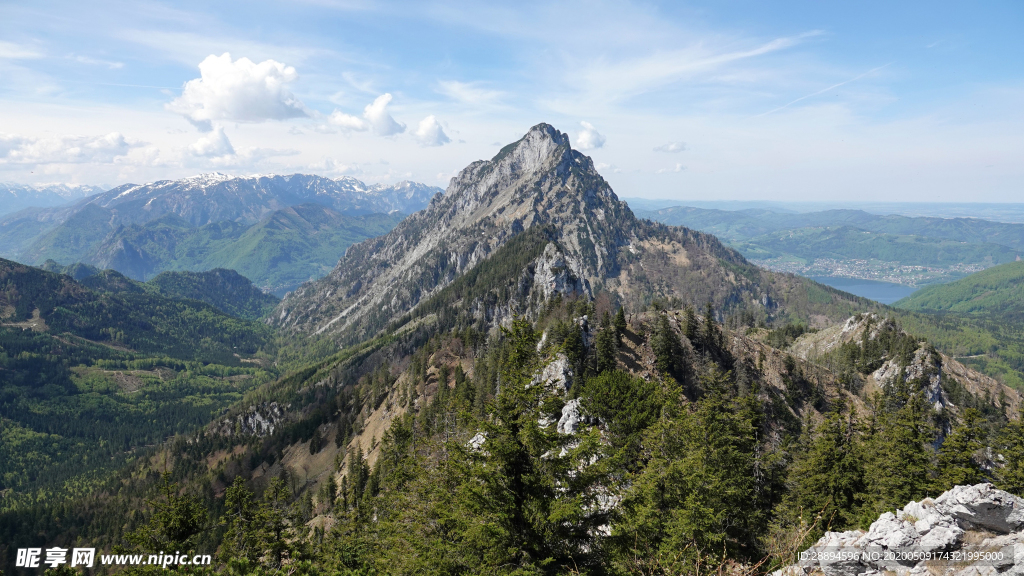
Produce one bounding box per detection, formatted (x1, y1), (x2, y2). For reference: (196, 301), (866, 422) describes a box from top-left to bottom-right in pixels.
(808, 276), (920, 305)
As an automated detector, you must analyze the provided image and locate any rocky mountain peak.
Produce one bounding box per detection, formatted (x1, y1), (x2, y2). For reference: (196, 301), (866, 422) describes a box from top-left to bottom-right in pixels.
(271, 123), (640, 339)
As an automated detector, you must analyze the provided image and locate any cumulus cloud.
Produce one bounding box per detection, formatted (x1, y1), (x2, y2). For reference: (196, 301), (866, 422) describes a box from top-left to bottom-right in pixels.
(167, 53), (309, 131)
(362, 93), (405, 136)
(325, 110), (369, 133)
(188, 126), (235, 158)
(657, 163), (685, 173)
(654, 141), (686, 153)
(413, 115), (450, 147)
(575, 121), (606, 150)
(323, 93), (406, 136)
(0, 132), (139, 164)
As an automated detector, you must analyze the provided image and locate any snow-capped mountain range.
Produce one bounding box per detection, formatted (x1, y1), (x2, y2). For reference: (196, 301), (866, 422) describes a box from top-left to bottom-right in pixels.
(0, 182), (105, 216)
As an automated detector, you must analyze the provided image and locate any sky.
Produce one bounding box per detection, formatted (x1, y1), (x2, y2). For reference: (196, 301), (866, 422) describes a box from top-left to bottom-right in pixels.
(1, 0), (1021, 202)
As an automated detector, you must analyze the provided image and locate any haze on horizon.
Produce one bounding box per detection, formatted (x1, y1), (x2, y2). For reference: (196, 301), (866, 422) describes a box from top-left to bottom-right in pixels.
(1, 0), (1021, 203)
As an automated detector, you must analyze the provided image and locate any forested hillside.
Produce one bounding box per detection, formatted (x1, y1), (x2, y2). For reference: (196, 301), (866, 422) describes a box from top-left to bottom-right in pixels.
(895, 261), (1024, 316)
(8, 292), (1020, 575)
(0, 258), (277, 516)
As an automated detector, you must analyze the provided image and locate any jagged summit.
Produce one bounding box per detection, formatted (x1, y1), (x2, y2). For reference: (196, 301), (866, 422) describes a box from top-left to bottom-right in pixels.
(271, 123), (868, 342)
(271, 124), (640, 339)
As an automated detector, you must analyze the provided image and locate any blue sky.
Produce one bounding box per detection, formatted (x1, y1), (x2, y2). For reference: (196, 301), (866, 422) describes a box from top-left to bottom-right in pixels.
(1, 0), (1021, 201)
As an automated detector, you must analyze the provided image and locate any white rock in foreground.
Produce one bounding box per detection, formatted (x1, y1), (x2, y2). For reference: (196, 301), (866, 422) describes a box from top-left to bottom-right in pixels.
(775, 483), (1024, 576)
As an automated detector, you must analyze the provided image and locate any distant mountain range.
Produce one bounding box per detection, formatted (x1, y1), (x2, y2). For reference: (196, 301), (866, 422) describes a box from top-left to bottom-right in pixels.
(634, 205), (1024, 285)
(0, 182), (104, 216)
(0, 174), (441, 295)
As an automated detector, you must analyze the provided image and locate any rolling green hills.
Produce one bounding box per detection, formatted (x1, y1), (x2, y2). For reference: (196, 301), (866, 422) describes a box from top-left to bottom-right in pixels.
(38, 261), (279, 320)
(736, 226), (1017, 266)
(894, 261), (1024, 316)
(636, 206), (1024, 285)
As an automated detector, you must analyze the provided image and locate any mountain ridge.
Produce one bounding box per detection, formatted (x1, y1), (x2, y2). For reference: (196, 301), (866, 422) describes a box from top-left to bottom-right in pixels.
(271, 123), (872, 342)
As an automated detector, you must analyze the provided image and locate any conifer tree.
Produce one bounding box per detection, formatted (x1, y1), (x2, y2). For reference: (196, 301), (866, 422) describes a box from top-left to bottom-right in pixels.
(994, 409), (1024, 496)
(596, 324), (618, 374)
(863, 393), (935, 515)
(613, 367), (761, 573)
(123, 473), (207, 555)
(936, 408), (986, 490)
(652, 314), (684, 380)
(683, 305), (698, 343)
(221, 477), (260, 565)
(783, 412), (864, 531)
(614, 306), (627, 344)
(702, 301), (718, 351)
(462, 318), (603, 572)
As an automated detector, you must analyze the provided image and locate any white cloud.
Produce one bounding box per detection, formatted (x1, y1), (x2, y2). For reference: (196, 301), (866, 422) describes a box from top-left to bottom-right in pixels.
(437, 80), (504, 105)
(0, 132), (139, 164)
(362, 93), (405, 136)
(654, 141), (686, 153)
(566, 31), (822, 106)
(309, 157), (363, 176)
(69, 54), (125, 69)
(657, 163), (685, 173)
(323, 93), (406, 136)
(575, 121), (606, 150)
(325, 110), (369, 132)
(166, 53), (309, 131)
(413, 115), (450, 146)
(0, 41), (42, 59)
(188, 126), (235, 158)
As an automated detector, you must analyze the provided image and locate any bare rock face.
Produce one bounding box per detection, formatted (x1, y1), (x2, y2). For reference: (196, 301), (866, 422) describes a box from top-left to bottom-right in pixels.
(215, 402), (286, 437)
(533, 242), (592, 302)
(776, 483), (1024, 576)
(532, 352), (575, 394)
(271, 123), (635, 341)
(872, 345), (945, 412)
(558, 399), (586, 435)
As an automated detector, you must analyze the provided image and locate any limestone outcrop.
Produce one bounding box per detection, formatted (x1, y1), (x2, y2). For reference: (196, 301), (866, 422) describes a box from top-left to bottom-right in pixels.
(776, 483), (1024, 575)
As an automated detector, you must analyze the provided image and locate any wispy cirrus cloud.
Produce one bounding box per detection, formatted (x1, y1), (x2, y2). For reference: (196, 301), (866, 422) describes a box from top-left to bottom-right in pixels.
(566, 31), (823, 105)
(437, 80), (504, 106)
(68, 54), (125, 69)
